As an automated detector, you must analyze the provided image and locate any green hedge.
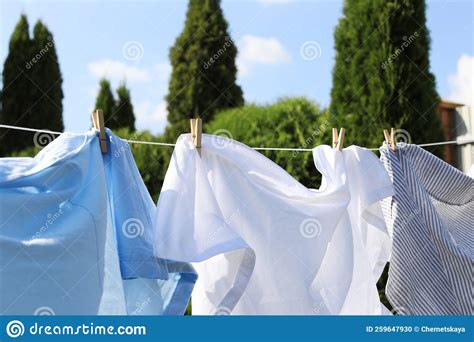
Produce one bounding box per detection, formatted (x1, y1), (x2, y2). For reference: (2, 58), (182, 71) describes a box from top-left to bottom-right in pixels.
(206, 97), (330, 188)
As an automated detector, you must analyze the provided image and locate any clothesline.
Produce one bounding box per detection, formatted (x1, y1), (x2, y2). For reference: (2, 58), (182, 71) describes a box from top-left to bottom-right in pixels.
(0, 123), (472, 152)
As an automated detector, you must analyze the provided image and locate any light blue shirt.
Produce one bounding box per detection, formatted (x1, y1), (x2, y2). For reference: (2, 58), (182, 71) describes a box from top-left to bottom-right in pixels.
(0, 129), (196, 315)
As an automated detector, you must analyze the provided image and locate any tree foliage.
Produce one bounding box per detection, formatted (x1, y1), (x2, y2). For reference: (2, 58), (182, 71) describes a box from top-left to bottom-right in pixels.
(206, 98), (330, 188)
(31, 20), (64, 133)
(94, 78), (116, 128)
(1, 15), (35, 155)
(1, 15), (65, 156)
(166, 0), (244, 140)
(115, 83), (136, 131)
(330, 0), (443, 153)
(94, 80), (136, 132)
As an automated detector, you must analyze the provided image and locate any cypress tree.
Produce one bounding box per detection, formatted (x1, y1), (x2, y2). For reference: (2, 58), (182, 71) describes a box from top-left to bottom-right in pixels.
(94, 79), (116, 128)
(330, 0), (443, 151)
(115, 83), (136, 131)
(166, 0), (243, 136)
(30, 20), (64, 132)
(1, 14), (35, 155)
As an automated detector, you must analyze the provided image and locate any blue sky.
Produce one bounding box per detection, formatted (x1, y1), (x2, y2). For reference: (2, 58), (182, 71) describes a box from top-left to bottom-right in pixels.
(1, 0), (473, 134)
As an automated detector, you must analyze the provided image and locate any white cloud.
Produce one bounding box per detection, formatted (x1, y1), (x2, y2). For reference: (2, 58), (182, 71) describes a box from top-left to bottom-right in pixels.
(237, 35), (291, 77)
(155, 62), (172, 82)
(239, 35), (291, 65)
(135, 101), (168, 134)
(448, 54), (474, 105)
(152, 102), (168, 122)
(88, 59), (151, 82)
(237, 60), (250, 77)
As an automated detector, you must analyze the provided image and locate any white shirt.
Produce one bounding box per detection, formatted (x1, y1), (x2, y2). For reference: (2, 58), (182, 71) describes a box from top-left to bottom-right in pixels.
(155, 134), (393, 315)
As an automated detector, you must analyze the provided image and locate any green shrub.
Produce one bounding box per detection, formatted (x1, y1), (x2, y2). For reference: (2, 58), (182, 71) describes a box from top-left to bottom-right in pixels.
(206, 97), (330, 188)
(9, 146), (42, 158)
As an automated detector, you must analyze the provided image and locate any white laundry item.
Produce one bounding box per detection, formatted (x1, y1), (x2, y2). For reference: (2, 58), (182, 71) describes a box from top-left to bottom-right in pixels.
(154, 134), (393, 315)
(467, 164), (474, 178)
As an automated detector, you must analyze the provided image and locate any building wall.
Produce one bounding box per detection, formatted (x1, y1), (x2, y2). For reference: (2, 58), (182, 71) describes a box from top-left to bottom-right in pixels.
(455, 105), (474, 173)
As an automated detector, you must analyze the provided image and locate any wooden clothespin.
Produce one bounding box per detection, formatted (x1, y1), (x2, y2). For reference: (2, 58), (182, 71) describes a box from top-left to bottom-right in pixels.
(332, 127), (345, 150)
(337, 128), (345, 151)
(383, 129), (390, 147)
(383, 127), (396, 151)
(91, 109), (108, 153)
(332, 128), (338, 149)
(190, 118), (202, 157)
(390, 128), (396, 151)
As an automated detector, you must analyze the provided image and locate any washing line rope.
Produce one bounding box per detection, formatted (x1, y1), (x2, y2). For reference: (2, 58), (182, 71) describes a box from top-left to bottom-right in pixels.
(0, 123), (472, 152)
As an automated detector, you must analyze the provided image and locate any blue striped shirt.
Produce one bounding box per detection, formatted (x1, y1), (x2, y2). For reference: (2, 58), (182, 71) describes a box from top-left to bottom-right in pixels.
(380, 143), (473, 315)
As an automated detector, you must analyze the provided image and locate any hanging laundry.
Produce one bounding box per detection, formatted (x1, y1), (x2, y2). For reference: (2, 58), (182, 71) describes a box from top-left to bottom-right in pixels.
(0, 129), (196, 315)
(154, 134), (393, 315)
(380, 143), (473, 315)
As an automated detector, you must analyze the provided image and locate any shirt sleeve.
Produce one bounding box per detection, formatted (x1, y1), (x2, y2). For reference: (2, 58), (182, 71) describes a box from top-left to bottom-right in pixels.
(344, 146), (394, 279)
(154, 134), (256, 314)
(104, 130), (197, 315)
(104, 132), (168, 279)
(154, 134), (250, 262)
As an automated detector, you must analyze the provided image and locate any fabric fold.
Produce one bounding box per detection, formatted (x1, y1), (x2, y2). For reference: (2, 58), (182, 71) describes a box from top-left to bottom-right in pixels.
(103, 129), (197, 315)
(155, 134), (393, 315)
(0, 129), (196, 315)
(380, 143), (473, 315)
